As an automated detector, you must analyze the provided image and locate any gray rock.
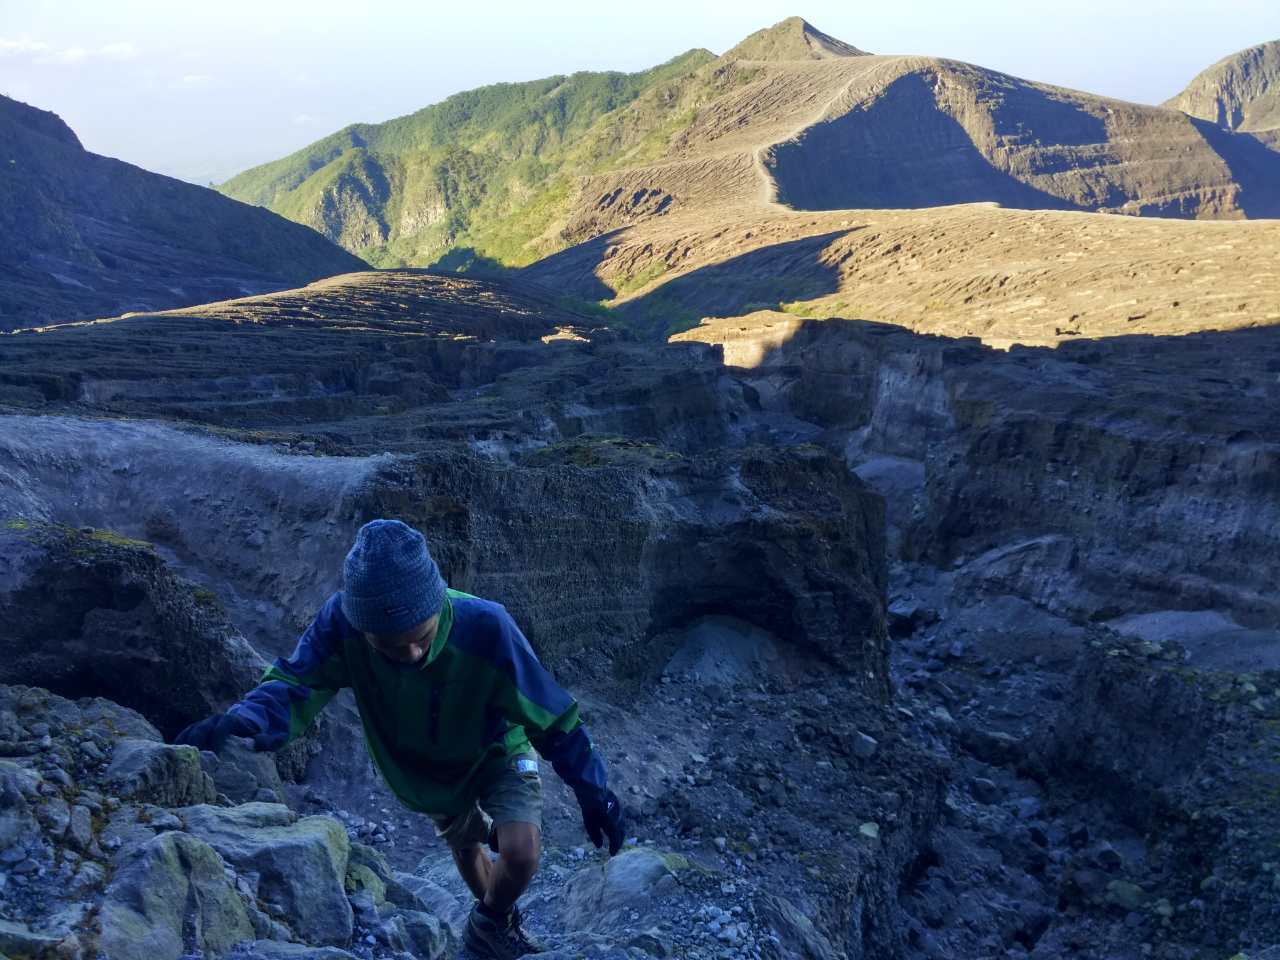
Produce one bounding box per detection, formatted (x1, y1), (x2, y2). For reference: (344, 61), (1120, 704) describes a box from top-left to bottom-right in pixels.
(149, 811), (183, 832)
(887, 599), (926, 638)
(413, 853), (479, 924)
(342, 848), (456, 960)
(78, 699), (164, 743)
(850, 732), (878, 760)
(396, 909), (455, 960)
(180, 803), (352, 947)
(628, 928), (675, 957)
(38, 796), (71, 837)
(236, 940), (360, 960)
(956, 724), (1026, 767)
(348, 843), (429, 915)
(393, 871), (467, 926)
(68, 860), (108, 898)
(97, 832), (253, 960)
(758, 893), (835, 960)
(107, 740), (216, 807)
(200, 737), (293, 809)
(560, 847), (688, 933)
(0, 760), (44, 799)
(245, 902), (292, 942)
(67, 805), (94, 851)
(0, 917), (82, 960)
(0, 786), (39, 854)
(183, 801), (298, 832)
(969, 777), (1004, 805)
(0, 844), (26, 864)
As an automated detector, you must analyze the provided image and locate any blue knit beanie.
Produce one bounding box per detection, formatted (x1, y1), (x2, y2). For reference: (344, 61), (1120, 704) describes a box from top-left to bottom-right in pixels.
(341, 520), (447, 635)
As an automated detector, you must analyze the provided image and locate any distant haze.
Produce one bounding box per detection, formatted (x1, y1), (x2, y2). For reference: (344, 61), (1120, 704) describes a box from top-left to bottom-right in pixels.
(2, 0), (1278, 185)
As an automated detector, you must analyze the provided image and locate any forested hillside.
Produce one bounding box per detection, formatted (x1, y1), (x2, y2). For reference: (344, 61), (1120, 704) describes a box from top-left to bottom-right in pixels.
(218, 48), (722, 271)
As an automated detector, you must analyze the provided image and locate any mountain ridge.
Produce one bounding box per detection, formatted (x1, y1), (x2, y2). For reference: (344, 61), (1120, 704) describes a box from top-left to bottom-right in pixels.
(0, 94), (365, 329)
(1164, 39), (1280, 133)
(215, 21), (1280, 285)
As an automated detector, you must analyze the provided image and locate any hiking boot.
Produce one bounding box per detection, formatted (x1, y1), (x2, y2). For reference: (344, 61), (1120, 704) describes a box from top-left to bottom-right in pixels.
(463, 902), (544, 960)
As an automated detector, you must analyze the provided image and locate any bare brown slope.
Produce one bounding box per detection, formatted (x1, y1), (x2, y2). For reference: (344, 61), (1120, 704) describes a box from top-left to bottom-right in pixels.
(522, 37), (1280, 345)
(523, 201), (1280, 347)
(1165, 39), (1280, 133)
(557, 52), (1280, 241)
(0, 95), (365, 330)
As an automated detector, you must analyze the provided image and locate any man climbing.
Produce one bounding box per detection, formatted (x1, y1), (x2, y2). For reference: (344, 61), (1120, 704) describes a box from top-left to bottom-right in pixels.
(174, 519), (625, 960)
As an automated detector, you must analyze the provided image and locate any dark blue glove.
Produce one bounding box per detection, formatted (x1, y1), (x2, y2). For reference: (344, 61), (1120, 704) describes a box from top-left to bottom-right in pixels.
(580, 788), (625, 855)
(173, 713), (258, 753)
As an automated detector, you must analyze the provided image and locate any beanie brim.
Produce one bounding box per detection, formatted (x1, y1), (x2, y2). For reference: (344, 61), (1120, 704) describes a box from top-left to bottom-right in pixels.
(341, 575), (446, 635)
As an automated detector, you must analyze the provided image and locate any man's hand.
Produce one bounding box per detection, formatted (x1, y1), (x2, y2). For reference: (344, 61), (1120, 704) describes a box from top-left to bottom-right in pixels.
(173, 713), (257, 754)
(580, 788), (625, 855)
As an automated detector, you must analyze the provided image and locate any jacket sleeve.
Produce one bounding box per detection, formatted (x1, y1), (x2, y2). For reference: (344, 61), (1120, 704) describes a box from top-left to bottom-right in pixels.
(481, 608), (610, 806)
(226, 592), (353, 752)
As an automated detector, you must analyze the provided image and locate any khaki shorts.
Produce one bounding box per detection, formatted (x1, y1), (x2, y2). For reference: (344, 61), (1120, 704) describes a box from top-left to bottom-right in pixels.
(428, 752), (543, 850)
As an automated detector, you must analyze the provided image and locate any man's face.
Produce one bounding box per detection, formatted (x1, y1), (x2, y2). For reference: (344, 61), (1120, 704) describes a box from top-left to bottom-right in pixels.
(364, 614), (439, 665)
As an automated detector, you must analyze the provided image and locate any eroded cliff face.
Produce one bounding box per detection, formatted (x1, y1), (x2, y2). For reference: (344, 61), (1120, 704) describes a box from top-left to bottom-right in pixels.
(0, 522), (265, 740)
(0, 422), (886, 690)
(675, 316), (1280, 634)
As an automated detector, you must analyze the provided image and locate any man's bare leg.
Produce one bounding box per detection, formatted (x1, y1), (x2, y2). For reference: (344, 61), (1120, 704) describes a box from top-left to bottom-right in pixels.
(483, 822), (541, 914)
(452, 822), (541, 912)
(452, 842), (492, 902)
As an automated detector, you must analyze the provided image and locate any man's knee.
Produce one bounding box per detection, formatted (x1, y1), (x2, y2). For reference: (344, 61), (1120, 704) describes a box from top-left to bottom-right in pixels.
(451, 841), (485, 863)
(495, 822), (541, 874)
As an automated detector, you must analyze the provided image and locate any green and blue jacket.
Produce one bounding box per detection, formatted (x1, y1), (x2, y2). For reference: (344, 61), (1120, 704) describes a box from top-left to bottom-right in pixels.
(227, 589), (608, 817)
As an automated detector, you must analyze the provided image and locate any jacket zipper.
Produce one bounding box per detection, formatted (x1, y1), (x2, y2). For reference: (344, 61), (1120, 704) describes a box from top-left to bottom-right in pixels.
(428, 684), (441, 744)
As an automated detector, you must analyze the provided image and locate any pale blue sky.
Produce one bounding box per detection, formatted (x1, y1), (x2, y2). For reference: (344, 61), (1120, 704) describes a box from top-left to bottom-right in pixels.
(2, 0), (1278, 185)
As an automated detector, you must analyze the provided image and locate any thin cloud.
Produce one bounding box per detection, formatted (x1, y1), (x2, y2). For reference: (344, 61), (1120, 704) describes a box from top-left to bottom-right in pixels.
(0, 35), (51, 54)
(179, 74), (214, 85)
(3, 37), (137, 64)
(41, 46), (86, 64)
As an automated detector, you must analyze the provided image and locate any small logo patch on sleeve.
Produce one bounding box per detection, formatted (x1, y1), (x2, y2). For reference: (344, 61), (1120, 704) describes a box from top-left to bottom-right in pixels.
(517, 759), (539, 774)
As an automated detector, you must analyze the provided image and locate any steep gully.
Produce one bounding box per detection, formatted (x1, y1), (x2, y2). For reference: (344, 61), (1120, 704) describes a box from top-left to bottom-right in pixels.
(0, 291), (1278, 959)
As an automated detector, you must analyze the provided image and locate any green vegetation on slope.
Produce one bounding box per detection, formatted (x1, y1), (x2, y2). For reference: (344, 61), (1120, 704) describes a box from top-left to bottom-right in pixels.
(218, 49), (719, 272)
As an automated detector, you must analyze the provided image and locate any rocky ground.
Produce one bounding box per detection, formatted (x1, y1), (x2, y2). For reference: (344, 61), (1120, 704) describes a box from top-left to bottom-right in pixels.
(4, 574), (1279, 960)
(1, 269), (1278, 960)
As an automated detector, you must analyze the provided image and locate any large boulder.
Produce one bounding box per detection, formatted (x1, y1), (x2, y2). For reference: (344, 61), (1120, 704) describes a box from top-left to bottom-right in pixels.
(758, 893), (837, 960)
(96, 832), (253, 960)
(0, 521), (266, 740)
(559, 847), (688, 933)
(180, 803), (353, 947)
(0, 760), (42, 854)
(343, 843), (458, 960)
(107, 740), (216, 807)
(200, 736), (292, 807)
